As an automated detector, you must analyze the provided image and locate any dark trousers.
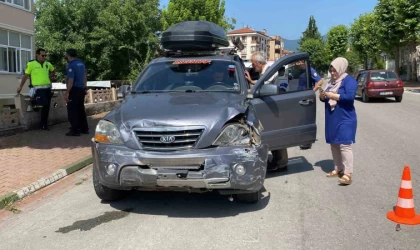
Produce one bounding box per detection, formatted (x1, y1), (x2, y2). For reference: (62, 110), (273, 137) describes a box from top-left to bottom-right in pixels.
(67, 88), (88, 132)
(34, 88), (52, 128)
(271, 148), (288, 168)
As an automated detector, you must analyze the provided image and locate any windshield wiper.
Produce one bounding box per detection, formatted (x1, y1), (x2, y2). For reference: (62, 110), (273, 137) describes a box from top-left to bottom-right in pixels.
(131, 90), (156, 94)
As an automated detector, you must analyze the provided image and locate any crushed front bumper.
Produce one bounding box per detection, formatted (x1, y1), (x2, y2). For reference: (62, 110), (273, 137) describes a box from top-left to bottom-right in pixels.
(91, 140), (268, 194)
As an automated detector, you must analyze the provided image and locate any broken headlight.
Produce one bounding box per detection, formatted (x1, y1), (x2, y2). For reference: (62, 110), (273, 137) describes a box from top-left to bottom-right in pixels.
(94, 120), (124, 144)
(213, 123), (251, 146)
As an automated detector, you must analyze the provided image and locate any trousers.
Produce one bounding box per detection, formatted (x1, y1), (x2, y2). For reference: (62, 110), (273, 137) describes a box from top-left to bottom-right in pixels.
(271, 148), (288, 168)
(33, 88), (52, 128)
(67, 87), (88, 132)
(330, 144), (353, 174)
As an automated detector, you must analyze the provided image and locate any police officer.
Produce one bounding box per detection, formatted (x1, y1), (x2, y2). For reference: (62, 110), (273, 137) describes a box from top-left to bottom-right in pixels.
(64, 49), (89, 136)
(17, 48), (56, 130)
(296, 60), (323, 149)
(296, 60), (323, 91)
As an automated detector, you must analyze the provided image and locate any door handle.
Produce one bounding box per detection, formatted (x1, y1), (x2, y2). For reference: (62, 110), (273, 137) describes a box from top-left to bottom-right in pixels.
(299, 99), (314, 106)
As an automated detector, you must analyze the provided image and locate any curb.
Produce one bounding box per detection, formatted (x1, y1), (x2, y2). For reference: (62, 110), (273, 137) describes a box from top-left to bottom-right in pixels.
(406, 88), (420, 93)
(0, 156), (93, 210)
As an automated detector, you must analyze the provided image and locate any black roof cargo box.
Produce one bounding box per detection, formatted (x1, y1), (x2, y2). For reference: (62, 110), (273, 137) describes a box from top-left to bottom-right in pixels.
(161, 21), (230, 51)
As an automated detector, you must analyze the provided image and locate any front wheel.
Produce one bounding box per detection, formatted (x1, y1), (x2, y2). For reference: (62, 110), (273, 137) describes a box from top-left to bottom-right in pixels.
(235, 190), (261, 204)
(395, 96), (402, 102)
(93, 167), (127, 201)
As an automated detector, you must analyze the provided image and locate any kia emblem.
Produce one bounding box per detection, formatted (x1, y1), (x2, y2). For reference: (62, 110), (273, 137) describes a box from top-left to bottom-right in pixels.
(160, 135), (176, 143)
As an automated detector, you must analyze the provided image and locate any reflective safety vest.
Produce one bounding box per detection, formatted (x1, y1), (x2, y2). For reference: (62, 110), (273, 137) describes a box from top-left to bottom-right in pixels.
(25, 60), (55, 86)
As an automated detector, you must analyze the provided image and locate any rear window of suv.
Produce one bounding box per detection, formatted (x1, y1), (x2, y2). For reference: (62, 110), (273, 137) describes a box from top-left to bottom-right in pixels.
(133, 60), (240, 93)
(370, 71), (398, 82)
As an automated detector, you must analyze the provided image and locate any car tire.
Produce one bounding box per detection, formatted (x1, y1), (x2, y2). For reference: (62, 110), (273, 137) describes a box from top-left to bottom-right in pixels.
(93, 167), (127, 201)
(395, 96), (402, 102)
(362, 90), (369, 103)
(299, 144), (312, 150)
(235, 190), (261, 204)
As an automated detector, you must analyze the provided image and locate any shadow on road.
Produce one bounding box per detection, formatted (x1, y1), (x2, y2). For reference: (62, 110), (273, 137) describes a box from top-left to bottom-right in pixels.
(266, 156), (314, 179)
(314, 159), (335, 173)
(106, 189), (270, 218)
(355, 96), (398, 104)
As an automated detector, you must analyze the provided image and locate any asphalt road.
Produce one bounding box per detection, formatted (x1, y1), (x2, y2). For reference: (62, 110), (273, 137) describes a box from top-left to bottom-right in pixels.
(1, 90), (420, 250)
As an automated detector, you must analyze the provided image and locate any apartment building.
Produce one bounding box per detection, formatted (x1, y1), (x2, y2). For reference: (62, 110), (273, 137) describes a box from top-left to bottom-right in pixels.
(268, 35), (284, 61)
(227, 26), (270, 61)
(0, 0), (35, 99)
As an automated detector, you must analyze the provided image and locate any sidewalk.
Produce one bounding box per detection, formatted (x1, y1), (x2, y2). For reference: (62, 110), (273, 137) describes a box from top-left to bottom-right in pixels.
(403, 81), (420, 92)
(0, 113), (107, 206)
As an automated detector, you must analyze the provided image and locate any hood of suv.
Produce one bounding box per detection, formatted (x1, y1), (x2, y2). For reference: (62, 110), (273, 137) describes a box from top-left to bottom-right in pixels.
(107, 92), (248, 148)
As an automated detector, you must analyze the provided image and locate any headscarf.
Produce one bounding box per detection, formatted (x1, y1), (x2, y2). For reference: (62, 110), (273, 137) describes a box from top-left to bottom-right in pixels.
(327, 57), (348, 110)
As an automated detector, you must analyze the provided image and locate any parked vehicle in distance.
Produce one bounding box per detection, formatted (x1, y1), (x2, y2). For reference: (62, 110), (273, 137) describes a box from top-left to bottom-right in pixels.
(355, 70), (404, 103)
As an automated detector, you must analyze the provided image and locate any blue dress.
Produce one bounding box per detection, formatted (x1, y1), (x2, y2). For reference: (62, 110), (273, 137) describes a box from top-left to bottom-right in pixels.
(322, 75), (358, 145)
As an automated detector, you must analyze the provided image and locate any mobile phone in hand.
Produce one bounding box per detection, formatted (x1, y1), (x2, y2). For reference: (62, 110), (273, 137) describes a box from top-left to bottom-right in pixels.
(318, 86), (324, 92)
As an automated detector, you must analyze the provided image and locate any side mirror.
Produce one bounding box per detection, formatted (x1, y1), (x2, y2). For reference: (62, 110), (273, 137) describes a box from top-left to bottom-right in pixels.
(257, 84), (280, 97)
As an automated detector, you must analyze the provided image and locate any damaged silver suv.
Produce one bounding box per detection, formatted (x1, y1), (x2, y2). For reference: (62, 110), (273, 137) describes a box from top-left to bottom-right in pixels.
(91, 21), (317, 204)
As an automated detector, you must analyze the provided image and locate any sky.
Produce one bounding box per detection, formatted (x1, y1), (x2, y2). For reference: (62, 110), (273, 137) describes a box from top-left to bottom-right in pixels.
(159, 0), (379, 40)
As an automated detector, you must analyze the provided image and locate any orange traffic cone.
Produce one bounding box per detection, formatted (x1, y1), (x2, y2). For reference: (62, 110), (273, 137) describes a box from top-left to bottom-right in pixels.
(387, 165), (420, 225)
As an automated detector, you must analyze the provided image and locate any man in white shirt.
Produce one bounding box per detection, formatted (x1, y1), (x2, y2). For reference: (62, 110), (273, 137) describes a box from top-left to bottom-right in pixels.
(245, 52), (277, 85)
(245, 52), (288, 172)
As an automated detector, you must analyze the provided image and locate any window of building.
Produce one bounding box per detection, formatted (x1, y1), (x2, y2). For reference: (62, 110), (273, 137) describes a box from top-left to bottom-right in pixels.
(0, 29), (33, 74)
(0, 0), (31, 11)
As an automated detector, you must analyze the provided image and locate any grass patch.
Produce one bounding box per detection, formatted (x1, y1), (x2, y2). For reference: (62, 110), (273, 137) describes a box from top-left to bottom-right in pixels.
(0, 193), (19, 210)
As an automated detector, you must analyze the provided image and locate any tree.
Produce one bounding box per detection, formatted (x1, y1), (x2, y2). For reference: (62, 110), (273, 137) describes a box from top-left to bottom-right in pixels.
(298, 15), (323, 47)
(344, 50), (363, 75)
(161, 0), (236, 31)
(35, 0), (162, 82)
(374, 0), (420, 76)
(349, 12), (381, 69)
(326, 25), (349, 60)
(298, 38), (328, 72)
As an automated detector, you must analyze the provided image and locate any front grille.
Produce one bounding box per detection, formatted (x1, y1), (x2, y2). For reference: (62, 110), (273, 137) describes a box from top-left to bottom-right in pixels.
(134, 126), (204, 151)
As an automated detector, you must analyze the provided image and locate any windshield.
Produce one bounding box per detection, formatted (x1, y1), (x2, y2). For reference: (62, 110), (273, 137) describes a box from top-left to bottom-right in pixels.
(133, 59), (241, 92)
(370, 71), (398, 82)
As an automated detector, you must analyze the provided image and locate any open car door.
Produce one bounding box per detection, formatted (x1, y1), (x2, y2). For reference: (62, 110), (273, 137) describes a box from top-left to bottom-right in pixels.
(249, 52), (317, 151)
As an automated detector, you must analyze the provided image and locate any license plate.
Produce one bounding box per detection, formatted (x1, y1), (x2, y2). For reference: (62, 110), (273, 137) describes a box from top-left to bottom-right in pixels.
(380, 92), (393, 95)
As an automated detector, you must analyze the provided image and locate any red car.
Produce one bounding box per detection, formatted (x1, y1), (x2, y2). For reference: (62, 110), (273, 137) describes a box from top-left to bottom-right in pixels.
(355, 70), (404, 102)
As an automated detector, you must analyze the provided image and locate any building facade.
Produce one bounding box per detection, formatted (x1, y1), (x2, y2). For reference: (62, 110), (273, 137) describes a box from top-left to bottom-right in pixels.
(385, 44), (420, 82)
(268, 35), (284, 61)
(227, 26), (271, 62)
(0, 0), (35, 100)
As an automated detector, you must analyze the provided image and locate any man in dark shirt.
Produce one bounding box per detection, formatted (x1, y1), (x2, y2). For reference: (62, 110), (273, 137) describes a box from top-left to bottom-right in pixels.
(64, 48), (89, 136)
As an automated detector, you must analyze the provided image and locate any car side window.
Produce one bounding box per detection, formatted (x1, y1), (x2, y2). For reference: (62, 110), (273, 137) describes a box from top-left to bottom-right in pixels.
(264, 59), (312, 94)
(357, 73), (366, 84)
